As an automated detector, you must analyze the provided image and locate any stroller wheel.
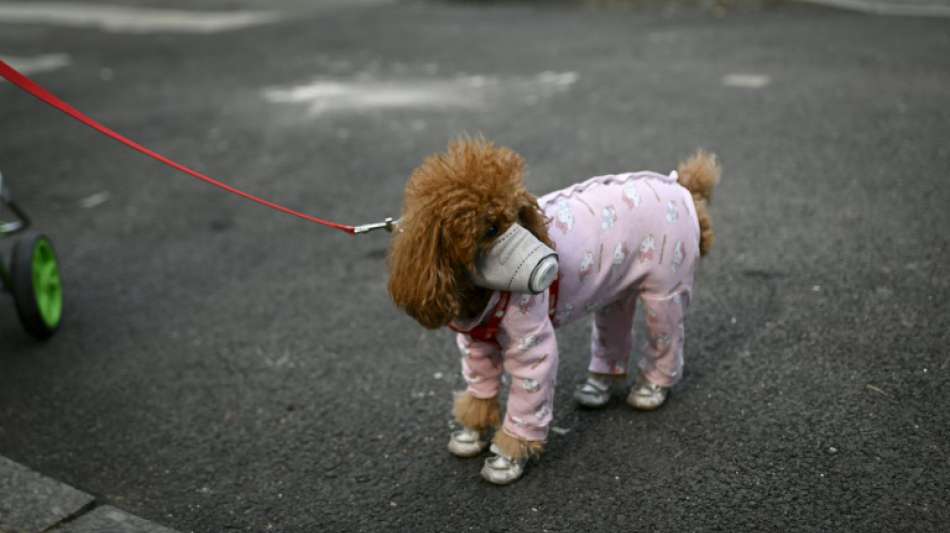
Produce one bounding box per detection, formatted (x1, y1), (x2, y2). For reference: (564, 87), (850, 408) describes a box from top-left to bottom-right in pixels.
(11, 232), (63, 339)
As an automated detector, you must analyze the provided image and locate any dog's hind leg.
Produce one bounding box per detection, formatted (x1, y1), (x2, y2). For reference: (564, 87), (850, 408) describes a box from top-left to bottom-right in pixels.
(589, 295), (638, 376)
(628, 290), (691, 410)
(574, 295), (637, 407)
(637, 290), (690, 387)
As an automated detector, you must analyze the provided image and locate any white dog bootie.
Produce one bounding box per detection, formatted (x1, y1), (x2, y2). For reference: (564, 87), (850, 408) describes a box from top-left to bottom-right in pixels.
(447, 427), (488, 458)
(573, 374), (613, 408)
(480, 444), (527, 485)
(626, 376), (669, 411)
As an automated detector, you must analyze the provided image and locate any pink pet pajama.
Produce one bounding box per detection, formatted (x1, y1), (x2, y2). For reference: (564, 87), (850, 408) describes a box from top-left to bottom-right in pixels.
(452, 170), (701, 444)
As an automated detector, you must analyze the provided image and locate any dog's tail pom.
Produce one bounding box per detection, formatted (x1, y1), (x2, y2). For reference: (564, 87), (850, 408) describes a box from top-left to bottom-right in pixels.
(677, 150), (721, 256)
(677, 150), (720, 204)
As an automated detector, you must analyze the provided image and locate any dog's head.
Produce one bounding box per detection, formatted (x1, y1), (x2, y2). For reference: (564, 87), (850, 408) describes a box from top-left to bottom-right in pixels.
(387, 137), (553, 329)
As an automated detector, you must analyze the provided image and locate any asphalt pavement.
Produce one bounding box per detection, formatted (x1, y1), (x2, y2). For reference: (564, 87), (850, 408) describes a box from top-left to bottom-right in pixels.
(1, 1), (949, 531)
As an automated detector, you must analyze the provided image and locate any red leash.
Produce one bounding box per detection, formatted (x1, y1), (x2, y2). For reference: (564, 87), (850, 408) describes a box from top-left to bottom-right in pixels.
(0, 60), (356, 235)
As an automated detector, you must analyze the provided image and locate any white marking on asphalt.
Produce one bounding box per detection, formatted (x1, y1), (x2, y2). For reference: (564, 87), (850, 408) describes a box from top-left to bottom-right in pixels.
(0, 53), (70, 77)
(79, 191), (110, 209)
(0, 3), (280, 34)
(797, 0), (950, 17)
(721, 73), (771, 89)
(264, 71), (578, 115)
(266, 79), (475, 111)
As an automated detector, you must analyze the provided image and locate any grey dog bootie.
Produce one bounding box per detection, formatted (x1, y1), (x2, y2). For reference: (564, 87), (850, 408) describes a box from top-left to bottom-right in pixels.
(447, 427), (488, 458)
(573, 374), (613, 407)
(626, 375), (669, 411)
(480, 444), (527, 485)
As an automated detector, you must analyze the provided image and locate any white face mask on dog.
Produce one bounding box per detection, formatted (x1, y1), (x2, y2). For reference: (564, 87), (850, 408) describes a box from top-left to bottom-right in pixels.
(470, 223), (558, 294)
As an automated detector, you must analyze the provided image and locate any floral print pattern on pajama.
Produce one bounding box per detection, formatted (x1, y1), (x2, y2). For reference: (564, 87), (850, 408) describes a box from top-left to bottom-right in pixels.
(452, 170), (701, 444)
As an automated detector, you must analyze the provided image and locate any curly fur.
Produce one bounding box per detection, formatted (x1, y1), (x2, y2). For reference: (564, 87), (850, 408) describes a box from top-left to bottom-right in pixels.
(453, 391), (501, 431)
(493, 430), (544, 461)
(388, 137), (552, 329)
(590, 371), (628, 383)
(676, 150), (721, 256)
(389, 137), (720, 463)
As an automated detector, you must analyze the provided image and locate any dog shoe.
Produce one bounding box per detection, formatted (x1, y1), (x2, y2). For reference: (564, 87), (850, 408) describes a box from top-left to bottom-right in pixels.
(447, 427), (488, 458)
(480, 444), (526, 485)
(573, 375), (612, 408)
(626, 376), (669, 411)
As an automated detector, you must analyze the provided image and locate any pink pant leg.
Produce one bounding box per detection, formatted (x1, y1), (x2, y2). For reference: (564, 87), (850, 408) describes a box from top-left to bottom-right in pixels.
(457, 334), (503, 400)
(638, 291), (690, 387)
(501, 345), (558, 443)
(588, 295), (637, 376)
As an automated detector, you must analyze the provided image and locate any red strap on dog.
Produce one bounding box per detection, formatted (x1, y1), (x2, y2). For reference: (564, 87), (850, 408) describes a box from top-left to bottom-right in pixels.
(449, 292), (511, 346)
(449, 276), (559, 345)
(0, 60), (355, 235)
(548, 276), (560, 325)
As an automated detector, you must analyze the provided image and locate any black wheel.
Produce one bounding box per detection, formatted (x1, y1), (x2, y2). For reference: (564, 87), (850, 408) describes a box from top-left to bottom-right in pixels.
(11, 232), (63, 340)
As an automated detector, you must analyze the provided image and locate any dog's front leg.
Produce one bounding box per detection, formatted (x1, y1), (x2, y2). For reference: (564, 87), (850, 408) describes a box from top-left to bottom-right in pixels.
(448, 335), (503, 457)
(449, 391), (500, 457)
(481, 313), (559, 485)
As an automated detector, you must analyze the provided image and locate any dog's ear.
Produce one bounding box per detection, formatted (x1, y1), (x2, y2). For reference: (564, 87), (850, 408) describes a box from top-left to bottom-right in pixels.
(387, 214), (462, 329)
(516, 190), (554, 249)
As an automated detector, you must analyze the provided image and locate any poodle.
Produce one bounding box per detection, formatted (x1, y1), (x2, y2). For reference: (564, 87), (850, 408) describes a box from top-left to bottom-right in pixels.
(387, 137), (720, 484)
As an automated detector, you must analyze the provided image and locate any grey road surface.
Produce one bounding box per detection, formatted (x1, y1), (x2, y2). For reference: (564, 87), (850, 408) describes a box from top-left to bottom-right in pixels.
(1, 1), (949, 531)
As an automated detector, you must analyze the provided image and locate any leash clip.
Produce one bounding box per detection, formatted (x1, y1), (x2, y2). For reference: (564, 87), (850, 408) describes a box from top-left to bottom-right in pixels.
(353, 217), (398, 235)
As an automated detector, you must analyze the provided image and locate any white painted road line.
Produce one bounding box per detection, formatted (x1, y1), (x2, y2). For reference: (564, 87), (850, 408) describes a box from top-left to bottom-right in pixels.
(264, 72), (578, 115)
(0, 2), (280, 34)
(798, 0), (950, 17)
(78, 191), (111, 209)
(0, 53), (71, 78)
(722, 73), (772, 89)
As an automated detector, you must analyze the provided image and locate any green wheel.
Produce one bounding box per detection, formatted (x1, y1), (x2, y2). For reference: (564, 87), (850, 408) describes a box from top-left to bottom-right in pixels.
(11, 232), (63, 340)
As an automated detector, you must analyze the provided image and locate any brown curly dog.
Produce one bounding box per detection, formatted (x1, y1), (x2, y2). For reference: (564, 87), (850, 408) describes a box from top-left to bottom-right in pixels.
(388, 137), (719, 483)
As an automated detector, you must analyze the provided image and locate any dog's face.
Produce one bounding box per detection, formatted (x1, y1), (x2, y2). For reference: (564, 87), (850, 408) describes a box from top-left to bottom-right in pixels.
(387, 138), (553, 329)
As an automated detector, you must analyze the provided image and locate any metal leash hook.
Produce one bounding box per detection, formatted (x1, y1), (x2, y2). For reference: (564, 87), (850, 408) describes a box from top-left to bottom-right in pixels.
(353, 217), (399, 235)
